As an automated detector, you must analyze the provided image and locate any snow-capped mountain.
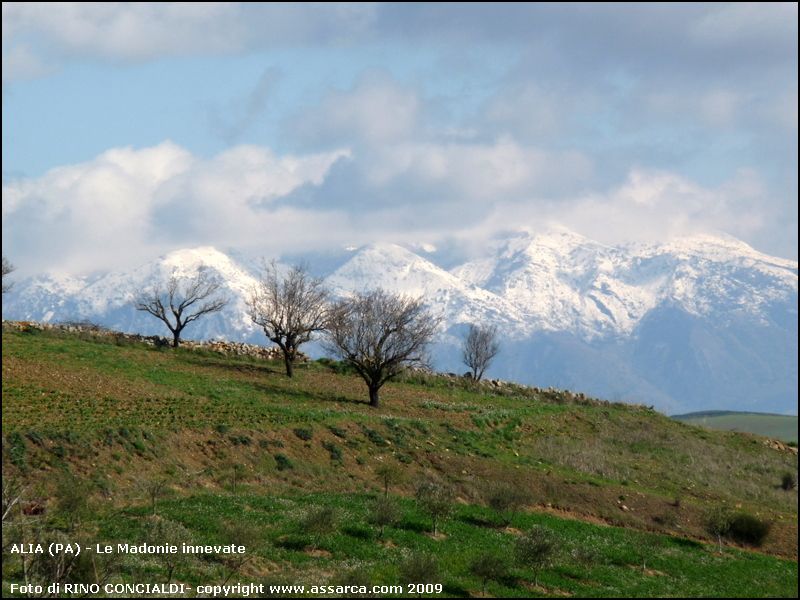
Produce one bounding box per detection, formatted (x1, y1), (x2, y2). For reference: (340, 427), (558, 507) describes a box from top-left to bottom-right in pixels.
(6, 247), (262, 342)
(453, 227), (797, 339)
(326, 243), (527, 335)
(3, 229), (797, 414)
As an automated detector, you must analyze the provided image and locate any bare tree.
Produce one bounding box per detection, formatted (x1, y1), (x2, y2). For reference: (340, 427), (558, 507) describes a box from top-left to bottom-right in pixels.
(2, 256), (14, 294)
(462, 323), (500, 381)
(247, 261), (329, 378)
(324, 289), (440, 407)
(135, 270), (228, 347)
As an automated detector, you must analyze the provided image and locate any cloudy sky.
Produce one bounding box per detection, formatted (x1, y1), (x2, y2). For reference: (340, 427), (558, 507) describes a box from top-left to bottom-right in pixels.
(2, 2), (797, 275)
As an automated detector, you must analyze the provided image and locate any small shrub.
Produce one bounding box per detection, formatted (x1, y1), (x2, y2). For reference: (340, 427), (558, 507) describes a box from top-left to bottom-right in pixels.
(302, 507), (337, 544)
(227, 463), (247, 493)
(415, 481), (454, 535)
(293, 428), (313, 441)
(336, 568), (373, 597)
(781, 472), (797, 491)
(469, 553), (509, 592)
(705, 506), (733, 551)
(361, 426), (387, 447)
(322, 441), (343, 462)
(260, 438), (284, 449)
(215, 424), (230, 434)
(369, 496), (401, 538)
(399, 553), (439, 586)
(410, 420), (430, 435)
(274, 454), (293, 471)
(376, 464), (405, 497)
(141, 477), (170, 514)
(328, 426), (348, 439)
(54, 474), (90, 529)
(570, 545), (601, 565)
(484, 480), (528, 525)
(515, 525), (557, 586)
(223, 519), (262, 555)
(728, 512), (771, 546)
(25, 431), (44, 446)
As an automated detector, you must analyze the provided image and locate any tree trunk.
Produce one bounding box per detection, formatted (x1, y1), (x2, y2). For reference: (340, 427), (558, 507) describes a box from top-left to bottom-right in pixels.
(172, 330), (181, 348)
(368, 384), (380, 407)
(283, 352), (294, 378)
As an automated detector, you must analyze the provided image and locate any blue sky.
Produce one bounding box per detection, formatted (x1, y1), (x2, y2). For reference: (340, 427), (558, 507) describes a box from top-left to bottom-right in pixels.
(2, 3), (797, 274)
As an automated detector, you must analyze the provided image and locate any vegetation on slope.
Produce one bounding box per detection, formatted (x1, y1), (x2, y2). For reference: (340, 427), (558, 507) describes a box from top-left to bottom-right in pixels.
(2, 325), (798, 597)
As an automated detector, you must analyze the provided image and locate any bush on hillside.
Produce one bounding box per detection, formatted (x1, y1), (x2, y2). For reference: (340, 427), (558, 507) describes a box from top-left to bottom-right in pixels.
(415, 481), (455, 536)
(728, 512), (771, 546)
(469, 552), (510, 592)
(293, 427), (313, 441)
(484, 480), (528, 525)
(515, 525), (558, 586)
(399, 553), (439, 586)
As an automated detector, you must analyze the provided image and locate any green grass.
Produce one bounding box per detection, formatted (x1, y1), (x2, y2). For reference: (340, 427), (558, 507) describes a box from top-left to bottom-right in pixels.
(2, 326), (798, 597)
(4, 491), (796, 598)
(673, 412), (798, 444)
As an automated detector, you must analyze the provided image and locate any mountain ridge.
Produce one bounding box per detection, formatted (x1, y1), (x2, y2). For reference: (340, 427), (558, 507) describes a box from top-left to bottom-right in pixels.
(4, 227), (797, 414)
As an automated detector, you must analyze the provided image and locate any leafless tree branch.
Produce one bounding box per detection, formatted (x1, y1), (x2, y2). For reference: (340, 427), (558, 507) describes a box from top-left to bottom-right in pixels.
(324, 289), (440, 407)
(462, 323), (500, 381)
(134, 269), (228, 347)
(247, 260), (329, 377)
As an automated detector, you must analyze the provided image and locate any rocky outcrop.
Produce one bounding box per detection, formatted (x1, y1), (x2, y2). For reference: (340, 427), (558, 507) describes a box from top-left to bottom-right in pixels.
(763, 438), (799, 455)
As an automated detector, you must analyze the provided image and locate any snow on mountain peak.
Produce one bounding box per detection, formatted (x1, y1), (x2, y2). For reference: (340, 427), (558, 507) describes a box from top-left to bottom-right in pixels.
(451, 227), (797, 338)
(327, 241), (526, 331)
(158, 246), (242, 274)
(328, 242), (465, 297)
(3, 232), (796, 414)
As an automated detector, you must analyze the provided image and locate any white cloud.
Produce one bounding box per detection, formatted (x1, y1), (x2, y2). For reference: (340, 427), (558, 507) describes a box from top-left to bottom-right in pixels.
(525, 168), (770, 247)
(2, 2), (380, 80)
(3, 3), (246, 63)
(362, 138), (593, 200)
(288, 73), (420, 147)
(2, 139), (788, 277)
(689, 2), (798, 48)
(2, 141), (348, 274)
(2, 4), (796, 263)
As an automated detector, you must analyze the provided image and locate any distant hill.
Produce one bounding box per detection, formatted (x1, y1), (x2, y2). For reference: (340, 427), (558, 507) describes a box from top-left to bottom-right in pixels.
(672, 411), (798, 443)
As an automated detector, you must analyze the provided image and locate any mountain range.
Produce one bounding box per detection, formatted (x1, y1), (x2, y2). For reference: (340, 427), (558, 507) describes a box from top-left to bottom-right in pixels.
(4, 227), (797, 415)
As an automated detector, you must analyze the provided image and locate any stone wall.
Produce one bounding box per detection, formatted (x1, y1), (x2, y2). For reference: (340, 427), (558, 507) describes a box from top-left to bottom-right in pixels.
(2, 320), (304, 362)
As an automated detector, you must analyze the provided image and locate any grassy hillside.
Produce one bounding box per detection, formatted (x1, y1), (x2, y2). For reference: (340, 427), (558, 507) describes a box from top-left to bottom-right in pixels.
(3, 325), (798, 597)
(673, 411), (798, 444)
